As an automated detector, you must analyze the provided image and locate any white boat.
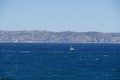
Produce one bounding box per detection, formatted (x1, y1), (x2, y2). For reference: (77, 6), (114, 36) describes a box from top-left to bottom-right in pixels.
(69, 46), (75, 51)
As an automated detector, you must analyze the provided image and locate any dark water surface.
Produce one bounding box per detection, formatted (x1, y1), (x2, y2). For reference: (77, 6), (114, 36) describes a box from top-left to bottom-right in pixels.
(0, 43), (120, 80)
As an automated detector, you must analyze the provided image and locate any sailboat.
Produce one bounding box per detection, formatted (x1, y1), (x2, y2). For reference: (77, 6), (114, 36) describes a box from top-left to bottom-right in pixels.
(69, 46), (75, 51)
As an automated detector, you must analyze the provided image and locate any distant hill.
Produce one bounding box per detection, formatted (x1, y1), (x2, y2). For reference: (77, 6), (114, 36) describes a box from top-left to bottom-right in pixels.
(0, 31), (120, 43)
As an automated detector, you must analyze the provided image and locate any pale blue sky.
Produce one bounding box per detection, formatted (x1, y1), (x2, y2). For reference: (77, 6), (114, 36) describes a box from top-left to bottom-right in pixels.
(0, 0), (120, 32)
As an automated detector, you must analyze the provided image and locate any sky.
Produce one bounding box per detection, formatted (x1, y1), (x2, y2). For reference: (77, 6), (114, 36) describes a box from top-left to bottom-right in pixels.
(0, 0), (120, 32)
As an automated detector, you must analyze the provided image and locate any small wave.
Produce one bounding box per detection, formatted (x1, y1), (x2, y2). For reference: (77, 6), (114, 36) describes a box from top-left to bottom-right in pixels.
(1, 50), (31, 53)
(7, 51), (17, 53)
(1, 50), (17, 53)
(95, 58), (99, 60)
(103, 55), (109, 57)
(79, 58), (83, 61)
(18, 51), (31, 53)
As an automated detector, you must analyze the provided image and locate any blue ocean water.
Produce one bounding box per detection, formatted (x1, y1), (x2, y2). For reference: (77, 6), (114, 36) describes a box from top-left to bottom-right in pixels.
(0, 43), (120, 80)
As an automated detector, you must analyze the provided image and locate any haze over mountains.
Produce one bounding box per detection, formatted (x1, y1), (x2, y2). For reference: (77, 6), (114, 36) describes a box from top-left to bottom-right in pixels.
(0, 31), (120, 43)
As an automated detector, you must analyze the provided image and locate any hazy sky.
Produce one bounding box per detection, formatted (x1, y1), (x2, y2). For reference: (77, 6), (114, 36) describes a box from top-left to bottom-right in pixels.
(0, 0), (120, 32)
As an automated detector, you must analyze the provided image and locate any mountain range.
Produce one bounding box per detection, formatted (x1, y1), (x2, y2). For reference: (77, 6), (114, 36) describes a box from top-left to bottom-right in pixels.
(0, 31), (120, 43)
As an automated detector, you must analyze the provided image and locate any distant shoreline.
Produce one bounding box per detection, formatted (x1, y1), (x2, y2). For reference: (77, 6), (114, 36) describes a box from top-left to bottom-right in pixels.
(0, 31), (120, 43)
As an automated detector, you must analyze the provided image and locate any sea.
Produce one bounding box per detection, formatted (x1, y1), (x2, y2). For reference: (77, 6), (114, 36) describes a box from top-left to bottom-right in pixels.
(0, 43), (120, 80)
